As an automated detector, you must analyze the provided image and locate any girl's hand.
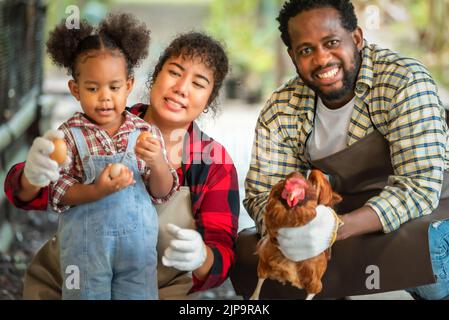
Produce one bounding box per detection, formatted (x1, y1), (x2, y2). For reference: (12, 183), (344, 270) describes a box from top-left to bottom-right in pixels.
(135, 136), (165, 171)
(94, 164), (135, 198)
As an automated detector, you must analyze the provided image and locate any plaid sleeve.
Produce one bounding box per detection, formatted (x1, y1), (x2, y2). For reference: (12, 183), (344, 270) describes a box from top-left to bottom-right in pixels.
(3, 162), (49, 210)
(243, 98), (307, 236)
(49, 126), (83, 213)
(189, 161), (239, 293)
(143, 126), (180, 204)
(366, 74), (447, 233)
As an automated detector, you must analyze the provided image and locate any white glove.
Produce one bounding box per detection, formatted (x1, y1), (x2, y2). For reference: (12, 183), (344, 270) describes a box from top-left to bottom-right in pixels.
(23, 129), (65, 187)
(277, 205), (341, 262)
(162, 223), (207, 271)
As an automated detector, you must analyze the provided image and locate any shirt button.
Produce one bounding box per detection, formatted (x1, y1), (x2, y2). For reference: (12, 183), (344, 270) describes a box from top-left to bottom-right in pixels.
(355, 84), (364, 93)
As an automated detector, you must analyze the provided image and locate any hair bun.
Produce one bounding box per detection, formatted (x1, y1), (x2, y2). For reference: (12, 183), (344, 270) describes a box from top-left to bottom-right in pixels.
(99, 13), (150, 69)
(46, 19), (94, 70)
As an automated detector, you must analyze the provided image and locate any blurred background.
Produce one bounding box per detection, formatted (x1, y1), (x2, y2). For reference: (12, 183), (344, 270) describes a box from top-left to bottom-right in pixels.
(1, 0), (449, 300)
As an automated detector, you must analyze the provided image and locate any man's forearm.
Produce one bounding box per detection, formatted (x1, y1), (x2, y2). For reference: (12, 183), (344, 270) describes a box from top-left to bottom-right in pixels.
(336, 206), (383, 241)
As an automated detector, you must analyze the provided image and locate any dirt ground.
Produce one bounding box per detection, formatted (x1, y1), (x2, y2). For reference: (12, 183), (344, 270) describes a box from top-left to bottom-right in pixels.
(0, 210), (58, 300)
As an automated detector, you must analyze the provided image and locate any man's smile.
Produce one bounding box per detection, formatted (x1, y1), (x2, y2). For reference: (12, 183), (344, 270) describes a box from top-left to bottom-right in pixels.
(314, 66), (342, 85)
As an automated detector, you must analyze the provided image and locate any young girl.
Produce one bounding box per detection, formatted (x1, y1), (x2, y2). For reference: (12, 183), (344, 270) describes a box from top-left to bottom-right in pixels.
(45, 14), (178, 299)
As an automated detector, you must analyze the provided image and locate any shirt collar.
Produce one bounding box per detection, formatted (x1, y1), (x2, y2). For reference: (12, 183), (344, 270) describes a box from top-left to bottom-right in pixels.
(354, 40), (374, 95)
(67, 110), (149, 134)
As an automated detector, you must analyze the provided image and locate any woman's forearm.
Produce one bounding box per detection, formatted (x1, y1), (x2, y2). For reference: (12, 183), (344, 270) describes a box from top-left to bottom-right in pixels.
(17, 171), (43, 202)
(193, 245), (214, 280)
(336, 206), (383, 241)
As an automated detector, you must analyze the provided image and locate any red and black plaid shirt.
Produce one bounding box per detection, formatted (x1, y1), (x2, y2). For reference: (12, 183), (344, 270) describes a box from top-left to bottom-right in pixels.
(4, 103), (240, 293)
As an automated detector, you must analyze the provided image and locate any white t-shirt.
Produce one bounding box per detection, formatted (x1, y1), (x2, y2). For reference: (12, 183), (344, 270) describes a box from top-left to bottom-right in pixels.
(306, 97), (356, 161)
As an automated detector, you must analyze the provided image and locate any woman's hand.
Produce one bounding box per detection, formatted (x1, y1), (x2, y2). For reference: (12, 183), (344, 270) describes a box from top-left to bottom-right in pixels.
(135, 135), (165, 171)
(94, 164), (135, 198)
(23, 129), (64, 187)
(162, 223), (207, 272)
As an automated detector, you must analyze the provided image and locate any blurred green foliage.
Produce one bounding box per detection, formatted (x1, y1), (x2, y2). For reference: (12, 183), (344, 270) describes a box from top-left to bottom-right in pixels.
(205, 0), (281, 98)
(206, 0), (277, 75)
(358, 0), (449, 91)
(41, 0), (449, 95)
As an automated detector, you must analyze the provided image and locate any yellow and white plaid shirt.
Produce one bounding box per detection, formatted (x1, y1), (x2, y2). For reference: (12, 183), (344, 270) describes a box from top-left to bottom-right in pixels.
(244, 42), (449, 235)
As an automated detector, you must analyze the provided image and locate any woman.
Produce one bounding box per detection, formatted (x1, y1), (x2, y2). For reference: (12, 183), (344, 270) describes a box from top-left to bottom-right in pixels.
(4, 32), (239, 300)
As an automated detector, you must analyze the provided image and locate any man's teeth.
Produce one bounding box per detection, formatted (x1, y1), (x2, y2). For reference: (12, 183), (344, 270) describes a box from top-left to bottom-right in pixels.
(317, 68), (338, 79)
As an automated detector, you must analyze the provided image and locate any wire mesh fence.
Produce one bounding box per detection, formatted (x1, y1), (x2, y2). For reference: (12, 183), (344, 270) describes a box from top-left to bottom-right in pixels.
(0, 0), (46, 124)
(1, 2), (49, 299)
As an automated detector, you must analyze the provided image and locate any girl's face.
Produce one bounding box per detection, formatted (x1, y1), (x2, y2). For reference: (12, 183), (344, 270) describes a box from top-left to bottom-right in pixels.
(68, 50), (134, 135)
(149, 55), (214, 131)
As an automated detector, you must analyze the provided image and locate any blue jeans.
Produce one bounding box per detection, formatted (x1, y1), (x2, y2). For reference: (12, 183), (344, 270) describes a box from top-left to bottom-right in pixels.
(406, 219), (449, 299)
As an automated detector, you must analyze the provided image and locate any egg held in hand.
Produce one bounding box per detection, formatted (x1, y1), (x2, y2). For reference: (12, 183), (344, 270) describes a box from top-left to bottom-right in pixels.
(109, 163), (126, 179)
(49, 139), (67, 165)
(137, 131), (152, 144)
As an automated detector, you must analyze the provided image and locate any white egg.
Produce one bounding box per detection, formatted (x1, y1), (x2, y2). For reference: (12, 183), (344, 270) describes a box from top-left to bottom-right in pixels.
(110, 163), (125, 178)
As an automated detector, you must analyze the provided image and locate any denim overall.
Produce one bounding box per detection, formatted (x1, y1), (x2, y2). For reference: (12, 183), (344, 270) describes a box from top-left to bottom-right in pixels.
(58, 128), (158, 300)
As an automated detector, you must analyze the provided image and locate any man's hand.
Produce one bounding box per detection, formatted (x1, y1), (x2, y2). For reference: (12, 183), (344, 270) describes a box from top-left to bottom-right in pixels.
(277, 205), (341, 261)
(23, 129), (64, 187)
(162, 223), (207, 271)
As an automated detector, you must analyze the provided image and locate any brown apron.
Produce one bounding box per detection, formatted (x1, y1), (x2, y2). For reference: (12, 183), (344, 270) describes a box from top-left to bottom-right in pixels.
(231, 129), (449, 299)
(23, 186), (198, 300)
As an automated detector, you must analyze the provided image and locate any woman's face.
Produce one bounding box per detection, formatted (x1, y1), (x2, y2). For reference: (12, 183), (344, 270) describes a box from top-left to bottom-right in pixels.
(149, 55), (214, 131)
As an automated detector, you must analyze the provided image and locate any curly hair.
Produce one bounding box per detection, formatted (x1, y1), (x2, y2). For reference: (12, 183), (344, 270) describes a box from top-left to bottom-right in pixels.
(149, 32), (229, 115)
(277, 0), (358, 49)
(46, 13), (150, 79)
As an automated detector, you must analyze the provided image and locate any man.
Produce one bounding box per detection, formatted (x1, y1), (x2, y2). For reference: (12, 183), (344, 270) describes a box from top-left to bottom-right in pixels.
(244, 0), (449, 299)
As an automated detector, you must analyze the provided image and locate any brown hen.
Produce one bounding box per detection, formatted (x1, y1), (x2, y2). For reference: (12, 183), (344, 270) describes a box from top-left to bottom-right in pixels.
(250, 170), (342, 300)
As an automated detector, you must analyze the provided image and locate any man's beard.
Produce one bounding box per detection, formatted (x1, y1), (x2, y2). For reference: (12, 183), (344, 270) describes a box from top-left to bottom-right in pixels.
(301, 48), (362, 103)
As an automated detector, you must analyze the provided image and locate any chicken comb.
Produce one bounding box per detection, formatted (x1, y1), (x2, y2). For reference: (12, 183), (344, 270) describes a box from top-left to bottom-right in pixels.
(284, 177), (308, 192)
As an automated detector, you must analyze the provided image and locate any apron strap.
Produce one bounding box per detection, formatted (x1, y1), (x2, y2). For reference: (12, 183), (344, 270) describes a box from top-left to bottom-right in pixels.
(125, 129), (140, 153)
(69, 127), (96, 184)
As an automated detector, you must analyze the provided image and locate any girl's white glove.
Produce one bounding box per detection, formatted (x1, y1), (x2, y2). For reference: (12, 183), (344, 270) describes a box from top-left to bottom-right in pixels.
(162, 223), (207, 271)
(23, 129), (64, 187)
(277, 205), (341, 261)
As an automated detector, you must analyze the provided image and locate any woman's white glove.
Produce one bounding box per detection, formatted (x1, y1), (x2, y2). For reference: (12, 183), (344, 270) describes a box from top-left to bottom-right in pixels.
(23, 129), (64, 187)
(277, 205), (341, 262)
(162, 223), (207, 271)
